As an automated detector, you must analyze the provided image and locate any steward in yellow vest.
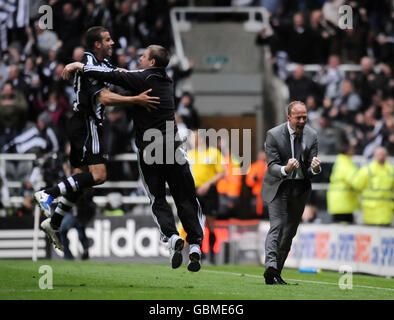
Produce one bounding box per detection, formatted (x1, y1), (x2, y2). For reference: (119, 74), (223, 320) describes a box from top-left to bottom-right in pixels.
(351, 147), (394, 226)
(327, 149), (359, 223)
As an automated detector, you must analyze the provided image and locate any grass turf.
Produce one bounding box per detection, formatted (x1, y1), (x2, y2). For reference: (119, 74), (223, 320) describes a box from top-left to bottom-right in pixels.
(0, 260), (393, 300)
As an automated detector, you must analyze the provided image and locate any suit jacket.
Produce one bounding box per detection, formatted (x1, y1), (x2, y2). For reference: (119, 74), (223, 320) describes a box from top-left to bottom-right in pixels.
(261, 122), (320, 203)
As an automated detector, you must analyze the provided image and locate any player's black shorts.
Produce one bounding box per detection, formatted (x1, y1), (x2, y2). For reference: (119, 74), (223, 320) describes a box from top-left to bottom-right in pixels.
(67, 114), (108, 168)
(197, 184), (219, 217)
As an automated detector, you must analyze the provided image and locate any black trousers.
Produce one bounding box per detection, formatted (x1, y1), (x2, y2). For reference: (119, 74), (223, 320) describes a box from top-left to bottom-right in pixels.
(137, 150), (204, 245)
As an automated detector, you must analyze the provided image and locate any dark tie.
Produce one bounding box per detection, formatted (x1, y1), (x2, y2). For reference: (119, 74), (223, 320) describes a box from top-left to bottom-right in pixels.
(293, 133), (302, 161)
(292, 133), (302, 179)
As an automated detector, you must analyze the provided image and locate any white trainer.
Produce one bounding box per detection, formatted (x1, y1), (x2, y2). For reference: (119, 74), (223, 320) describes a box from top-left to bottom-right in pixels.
(169, 234), (184, 269)
(34, 190), (54, 218)
(188, 244), (201, 272)
(41, 218), (64, 251)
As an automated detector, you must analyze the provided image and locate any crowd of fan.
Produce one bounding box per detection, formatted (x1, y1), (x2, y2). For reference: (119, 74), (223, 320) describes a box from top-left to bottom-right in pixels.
(254, 0), (394, 158)
(0, 0), (393, 217)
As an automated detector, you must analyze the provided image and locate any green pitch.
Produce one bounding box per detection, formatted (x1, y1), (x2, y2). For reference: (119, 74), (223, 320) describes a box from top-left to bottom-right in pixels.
(0, 260), (393, 300)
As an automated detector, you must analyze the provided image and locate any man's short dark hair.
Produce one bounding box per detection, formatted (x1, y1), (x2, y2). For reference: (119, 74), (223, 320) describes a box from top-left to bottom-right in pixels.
(147, 45), (169, 68)
(85, 26), (108, 51)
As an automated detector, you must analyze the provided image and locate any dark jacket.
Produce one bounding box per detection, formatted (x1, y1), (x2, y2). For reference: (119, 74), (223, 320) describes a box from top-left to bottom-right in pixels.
(83, 65), (178, 150)
(261, 123), (320, 203)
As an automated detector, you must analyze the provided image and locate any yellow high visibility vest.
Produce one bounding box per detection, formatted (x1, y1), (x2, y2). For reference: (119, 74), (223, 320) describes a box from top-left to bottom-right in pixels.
(351, 160), (394, 225)
(327, 154), (359, 214)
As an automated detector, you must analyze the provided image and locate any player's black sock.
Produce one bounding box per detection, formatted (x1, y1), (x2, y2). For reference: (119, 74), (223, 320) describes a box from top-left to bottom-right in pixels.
(51, 193), (81, 229)
(45, 173), (95, 198)
(50, 212), (64, 230)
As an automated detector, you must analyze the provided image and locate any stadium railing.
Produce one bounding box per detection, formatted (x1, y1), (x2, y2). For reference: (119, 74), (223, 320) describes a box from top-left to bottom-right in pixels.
(2, 153), (393, 206)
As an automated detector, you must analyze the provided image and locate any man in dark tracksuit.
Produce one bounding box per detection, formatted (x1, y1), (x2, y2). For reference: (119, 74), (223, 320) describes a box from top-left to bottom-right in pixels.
(67, 45), (204, 272)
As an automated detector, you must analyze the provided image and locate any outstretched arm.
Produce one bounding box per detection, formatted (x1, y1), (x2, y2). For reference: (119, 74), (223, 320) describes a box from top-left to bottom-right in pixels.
(99, 88), (159, 112)
(62, 62), (143, 92)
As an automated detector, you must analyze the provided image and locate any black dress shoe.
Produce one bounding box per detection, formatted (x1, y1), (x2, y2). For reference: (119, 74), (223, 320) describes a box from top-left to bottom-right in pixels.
(263, 267), (279, 285)
(272, 275), (288, 285)
(264, 267), (289, 285)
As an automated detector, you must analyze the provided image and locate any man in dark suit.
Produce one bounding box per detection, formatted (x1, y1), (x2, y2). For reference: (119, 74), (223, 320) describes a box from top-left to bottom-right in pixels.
(261, 101), (321, 285)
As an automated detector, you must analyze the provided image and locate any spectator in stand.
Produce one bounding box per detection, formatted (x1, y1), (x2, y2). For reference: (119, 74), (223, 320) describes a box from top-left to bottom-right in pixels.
(126, 45), (140, 70)
(362, 106), (385, 159)
(167, 55), (195, 101)
(271, 12), (314, 64)
(115, 48), (130, 70)
(305, 95), (321, 131)
(354, 56), (379, 110)
(37, 48), (60, 100)
(374, 11), (394, 67)
(43, 90), (71, 133)
(83, 0), (113, 32)
(0, 81), (28, 144)
(72, 46), (85, 63)
(322, 0), (345, 27)
(147, 15), (173, 49)
(8, 64), (29, 97)
(317, 55), (344, 100)
(1, 111), (59, 191)
(339, 28), (369, 64)
(309, 9), (335, 64)
(176, 92), (201, 130)
(113, 0), (137, 49)
(1, 111), (59, 157)
(377, 63), (394, 98)
(332, 79), (362, 124)
(288, 12), (314, 64)
(316, 109), (345, 155)
(245, 150), (268, 218)
(352, 146), (393, 226)
(52, 1), (84, 61)
(33, 20), (62, 57)
(286, 64), (318, 102)
(23, 57), (42, 121)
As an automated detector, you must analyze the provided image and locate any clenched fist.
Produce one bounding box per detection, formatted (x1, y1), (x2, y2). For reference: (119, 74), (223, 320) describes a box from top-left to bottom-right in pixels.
(285, 158), (299, 174)
(311, 157), (321, 173)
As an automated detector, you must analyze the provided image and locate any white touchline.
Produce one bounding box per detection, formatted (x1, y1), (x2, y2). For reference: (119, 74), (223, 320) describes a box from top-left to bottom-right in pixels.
(202, 270), (394, 292)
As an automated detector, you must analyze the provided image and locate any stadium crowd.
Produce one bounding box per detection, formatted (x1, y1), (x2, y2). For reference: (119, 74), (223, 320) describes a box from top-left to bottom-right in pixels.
(0, 0), (392, 227)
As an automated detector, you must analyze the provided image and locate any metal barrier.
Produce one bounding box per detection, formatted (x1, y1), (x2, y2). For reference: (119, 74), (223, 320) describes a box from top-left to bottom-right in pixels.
(1, 153), (393, 206)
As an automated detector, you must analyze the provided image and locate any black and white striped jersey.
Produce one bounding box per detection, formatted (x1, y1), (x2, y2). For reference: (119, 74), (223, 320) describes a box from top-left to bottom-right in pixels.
(9, 125), (59, 155)
(72, 52), (115, 123)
